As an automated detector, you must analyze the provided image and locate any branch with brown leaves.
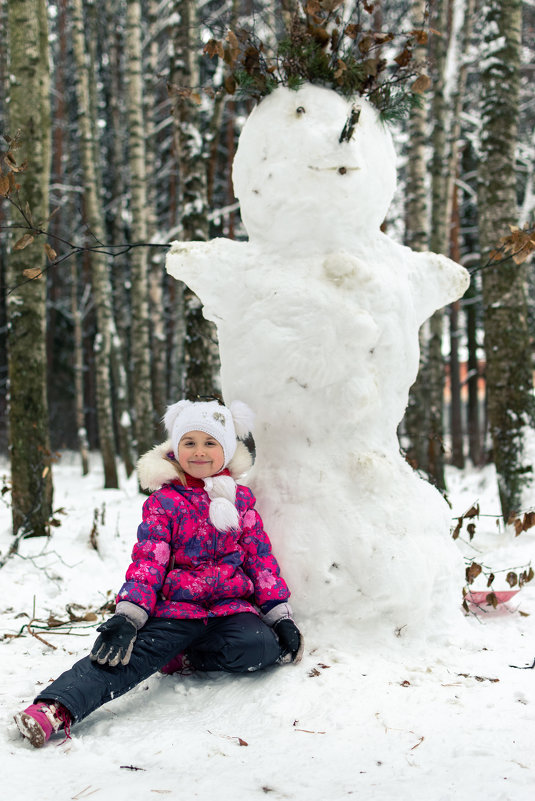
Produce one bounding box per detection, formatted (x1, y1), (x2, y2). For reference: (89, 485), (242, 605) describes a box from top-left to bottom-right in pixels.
(1, 597), (114, 648)
(0, 132), (169, 295)
(452, 502), (535, 541)
(469, 223), (535, 275)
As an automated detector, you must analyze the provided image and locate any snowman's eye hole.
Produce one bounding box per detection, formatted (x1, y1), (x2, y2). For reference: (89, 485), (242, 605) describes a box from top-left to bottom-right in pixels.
(338, 167), (347, 175)
(296, 106), (306, 115)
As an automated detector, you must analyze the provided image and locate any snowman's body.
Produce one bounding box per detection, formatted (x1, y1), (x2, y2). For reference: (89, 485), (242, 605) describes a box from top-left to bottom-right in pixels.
(167, 85), (470, 641)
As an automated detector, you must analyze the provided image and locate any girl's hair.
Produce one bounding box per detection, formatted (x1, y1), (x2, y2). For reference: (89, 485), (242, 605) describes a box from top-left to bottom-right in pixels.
(164, 453), (188, 486)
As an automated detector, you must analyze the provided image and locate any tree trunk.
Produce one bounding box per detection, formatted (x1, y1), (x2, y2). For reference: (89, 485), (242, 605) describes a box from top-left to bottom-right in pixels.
(465, 280), (482, 466)
(171, 0), (220, 399)
(401, 0), (430, 475)
(71, 260), (90, 475)
(6, 0), (53, 536)
(71, 0), (118, 487)
(145, 0), (168, 430)
(425, 0), (451, 486)
(449, 182), (465, 469)
(444, 0), (477, 469)
(100, 6), (136, 477)
(125, 0), (154, 455)
(0, 0), (7, 453)
(478, 0), (534, 518)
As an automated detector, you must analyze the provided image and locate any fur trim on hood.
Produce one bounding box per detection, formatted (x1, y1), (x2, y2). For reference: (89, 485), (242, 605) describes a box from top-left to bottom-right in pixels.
(137, 439), (255, 492)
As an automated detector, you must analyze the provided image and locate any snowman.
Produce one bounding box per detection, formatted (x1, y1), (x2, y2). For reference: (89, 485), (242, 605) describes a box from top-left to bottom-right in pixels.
(166, 84), (470, 644)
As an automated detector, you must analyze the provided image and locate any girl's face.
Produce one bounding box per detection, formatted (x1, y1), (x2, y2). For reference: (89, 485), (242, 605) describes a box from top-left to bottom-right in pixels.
(178, 431), (225, 479)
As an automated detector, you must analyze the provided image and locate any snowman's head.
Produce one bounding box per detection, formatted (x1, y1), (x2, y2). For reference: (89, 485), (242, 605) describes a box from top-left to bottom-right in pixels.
(232, 84), (397, 249)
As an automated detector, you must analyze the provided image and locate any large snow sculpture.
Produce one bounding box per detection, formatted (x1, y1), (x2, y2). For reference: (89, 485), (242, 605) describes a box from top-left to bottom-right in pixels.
(166, 84), (470, 642)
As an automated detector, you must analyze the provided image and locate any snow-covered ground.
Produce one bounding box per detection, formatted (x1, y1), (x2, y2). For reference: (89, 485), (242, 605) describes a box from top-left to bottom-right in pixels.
(2, 452), (534, 800)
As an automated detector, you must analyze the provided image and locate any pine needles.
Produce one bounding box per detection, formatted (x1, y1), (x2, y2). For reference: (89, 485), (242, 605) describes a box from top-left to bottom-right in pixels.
(202, 1), (434, 118)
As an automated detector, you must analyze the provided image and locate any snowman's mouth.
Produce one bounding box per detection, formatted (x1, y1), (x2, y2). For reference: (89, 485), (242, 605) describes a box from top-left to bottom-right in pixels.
(308, 165), (361, 175)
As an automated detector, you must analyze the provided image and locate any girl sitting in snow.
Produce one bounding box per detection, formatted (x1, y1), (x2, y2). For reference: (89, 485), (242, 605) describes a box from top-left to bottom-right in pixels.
(14, 399), (303, 748)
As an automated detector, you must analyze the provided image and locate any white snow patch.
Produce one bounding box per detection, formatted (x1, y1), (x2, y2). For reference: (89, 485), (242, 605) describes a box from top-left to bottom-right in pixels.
(1, 454), (535, 800)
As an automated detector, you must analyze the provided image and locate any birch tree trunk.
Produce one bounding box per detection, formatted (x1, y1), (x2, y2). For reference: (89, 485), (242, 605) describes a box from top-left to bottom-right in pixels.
(465, 281), (482, 466)
(145, 0), (168, 427)
(125, 0), (154, 455)
(171, 0), (220, 398)
(425, 0), (450, 485)
(449, 185), (465, 469)
(0, 4), (6, 453)
(72, 0), (118, 487)
(100, 5), (136, 477)
(478, 0), (534, 517)
(6, 0), (53, 536)
(446, 0), (477, 468)
(401, 0), (430, 476)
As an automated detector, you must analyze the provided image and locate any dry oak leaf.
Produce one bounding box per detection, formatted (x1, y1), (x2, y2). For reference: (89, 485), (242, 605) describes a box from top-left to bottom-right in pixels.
(22, 267), (42, 279)
(14, 233), (35, 250)
(344, 23), (361, 39)
(44, 243), (57, 261)
(203, 39), (224, 59)
(522, 511), (535, 531)
(411, 74), (432, 93)
(465, 562), (482, 584)
(0, 172), (10, 196)
(224, 30), (240, 67)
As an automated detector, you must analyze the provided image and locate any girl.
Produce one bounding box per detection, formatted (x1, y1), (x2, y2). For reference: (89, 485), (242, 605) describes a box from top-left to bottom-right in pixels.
(14, 399), (303, 748)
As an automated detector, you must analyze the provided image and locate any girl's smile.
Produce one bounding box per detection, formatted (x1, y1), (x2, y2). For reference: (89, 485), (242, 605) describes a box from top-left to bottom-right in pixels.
(177, 431), (225, 479)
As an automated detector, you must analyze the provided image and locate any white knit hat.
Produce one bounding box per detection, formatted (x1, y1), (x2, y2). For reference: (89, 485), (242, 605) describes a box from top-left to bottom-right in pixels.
(163, 399), (255, 531)
(164, 399), (239, 467)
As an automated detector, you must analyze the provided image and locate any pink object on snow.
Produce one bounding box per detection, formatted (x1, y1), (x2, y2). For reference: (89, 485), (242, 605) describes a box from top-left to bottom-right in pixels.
(465, 589), (520, 606)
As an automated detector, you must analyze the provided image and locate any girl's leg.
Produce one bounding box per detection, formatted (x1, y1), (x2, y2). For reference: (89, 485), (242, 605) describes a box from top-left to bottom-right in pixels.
(34, 617), (206, 723)
(187, 613), (282, 673)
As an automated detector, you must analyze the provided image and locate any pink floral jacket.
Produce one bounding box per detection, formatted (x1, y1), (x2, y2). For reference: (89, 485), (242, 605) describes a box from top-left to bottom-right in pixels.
(116, 472), (290, 621)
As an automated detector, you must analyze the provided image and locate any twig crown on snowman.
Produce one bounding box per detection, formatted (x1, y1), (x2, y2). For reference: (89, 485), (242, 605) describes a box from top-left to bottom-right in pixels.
(201, 1), (432, 119)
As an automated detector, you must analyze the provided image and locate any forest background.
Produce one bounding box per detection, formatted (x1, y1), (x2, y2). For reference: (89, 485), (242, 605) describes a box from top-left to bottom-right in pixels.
(0, 0), (534, 543)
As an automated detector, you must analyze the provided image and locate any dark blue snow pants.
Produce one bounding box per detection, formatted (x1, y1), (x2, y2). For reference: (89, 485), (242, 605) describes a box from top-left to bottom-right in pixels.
(35, 613), (282, 723)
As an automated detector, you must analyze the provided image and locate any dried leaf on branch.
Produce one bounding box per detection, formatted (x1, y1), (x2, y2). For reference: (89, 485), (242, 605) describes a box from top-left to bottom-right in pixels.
(22, 267), (42, 280)
(44, 242), (57, 261)
(489, 224), (535, 266)
(203, 39), (225, 59)
(465, 562), (482, 584)
(451, 503), (479, 540)
(14, 232), (35, 250)
(411, 74), (431, 93)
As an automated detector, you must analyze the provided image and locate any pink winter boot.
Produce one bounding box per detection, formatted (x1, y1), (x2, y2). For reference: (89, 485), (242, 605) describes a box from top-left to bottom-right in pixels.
(14, 702), (72, 748)
(160, 652), (194, 675)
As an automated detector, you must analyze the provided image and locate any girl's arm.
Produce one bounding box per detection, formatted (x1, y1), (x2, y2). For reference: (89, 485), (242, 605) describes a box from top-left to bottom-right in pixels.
(115, 492), (174, 621)
(239, 502), (304, 662)
(239, 503), (291, 609)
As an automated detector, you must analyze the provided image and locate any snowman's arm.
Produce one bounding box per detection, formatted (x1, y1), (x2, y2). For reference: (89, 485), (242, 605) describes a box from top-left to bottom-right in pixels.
(408, 250), (470, 324)
(166, 238), (248, 304)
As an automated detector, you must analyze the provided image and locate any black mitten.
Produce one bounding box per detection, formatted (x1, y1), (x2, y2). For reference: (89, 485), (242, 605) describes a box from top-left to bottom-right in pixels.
(90, 615), (137, 667)
(273, 618), (303, 663)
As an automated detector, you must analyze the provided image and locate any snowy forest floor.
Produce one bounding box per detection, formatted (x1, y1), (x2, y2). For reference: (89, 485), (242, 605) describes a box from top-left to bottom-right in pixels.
(1, 452), (534, 801)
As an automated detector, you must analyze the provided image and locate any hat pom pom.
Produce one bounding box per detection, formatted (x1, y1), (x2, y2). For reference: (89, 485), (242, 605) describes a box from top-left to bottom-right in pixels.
(229, 400), (255, 438)
(163, 400), (191, 437)
(208, 497), (240, 531)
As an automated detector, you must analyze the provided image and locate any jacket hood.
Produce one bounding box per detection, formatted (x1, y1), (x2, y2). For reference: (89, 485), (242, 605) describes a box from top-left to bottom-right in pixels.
(137, 439), (254, 492)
